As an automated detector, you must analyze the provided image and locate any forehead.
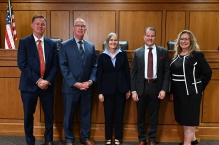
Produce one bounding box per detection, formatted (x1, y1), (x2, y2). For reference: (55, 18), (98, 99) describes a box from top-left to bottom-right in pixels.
(75, 20), (86, 25)
(145, 30), (155, 35)
(110, 35), (117, 39)
(181, 33), (190, 37)
(33, 18), (46, 23)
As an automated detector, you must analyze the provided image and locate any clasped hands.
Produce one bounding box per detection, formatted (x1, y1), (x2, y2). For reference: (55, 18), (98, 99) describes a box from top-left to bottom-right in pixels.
(74, 81), (93, 90)
(37, 78), (50, 90)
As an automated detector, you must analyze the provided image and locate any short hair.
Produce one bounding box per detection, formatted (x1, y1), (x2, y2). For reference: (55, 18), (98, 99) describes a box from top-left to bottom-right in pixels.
(32, 15), (46, 23)
(144, 27), (156, 36)
(174, 30), (200, 58)
(104, 32), (119, 50)
(74, 17), (86, 26)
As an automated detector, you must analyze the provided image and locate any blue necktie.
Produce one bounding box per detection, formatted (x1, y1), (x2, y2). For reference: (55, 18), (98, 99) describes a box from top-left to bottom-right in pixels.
(78, 41), (84, 60)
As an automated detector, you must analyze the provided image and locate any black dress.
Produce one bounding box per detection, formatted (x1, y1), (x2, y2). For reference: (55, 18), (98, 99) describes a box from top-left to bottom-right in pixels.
(170, 51), (212, 126)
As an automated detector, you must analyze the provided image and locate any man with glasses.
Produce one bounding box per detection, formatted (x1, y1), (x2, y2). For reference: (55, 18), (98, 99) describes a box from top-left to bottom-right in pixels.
(59, 17), (97, 145)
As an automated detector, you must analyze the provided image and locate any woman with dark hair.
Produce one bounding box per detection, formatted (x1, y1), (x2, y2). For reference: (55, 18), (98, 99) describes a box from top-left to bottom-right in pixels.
(97, 32), (130, 145)
(170, 30), (212, 145)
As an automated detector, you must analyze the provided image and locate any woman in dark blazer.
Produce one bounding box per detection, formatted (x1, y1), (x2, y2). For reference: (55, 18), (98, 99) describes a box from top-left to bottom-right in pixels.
(170, 30), (212, 145)
(97, 32), (130, 145)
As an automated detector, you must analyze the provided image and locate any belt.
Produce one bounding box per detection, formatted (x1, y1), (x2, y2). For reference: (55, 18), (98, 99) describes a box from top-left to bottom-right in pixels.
(145, 78), (157, 83)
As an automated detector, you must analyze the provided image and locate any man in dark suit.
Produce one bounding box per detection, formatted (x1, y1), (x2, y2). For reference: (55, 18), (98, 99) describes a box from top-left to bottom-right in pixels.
(59, 17), (97, 145)
(131, 27), (170, 145)
(17, 15), (59, 145)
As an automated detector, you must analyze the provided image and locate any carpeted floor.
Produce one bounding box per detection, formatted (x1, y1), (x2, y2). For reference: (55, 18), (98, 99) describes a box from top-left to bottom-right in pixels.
(0, 136), (219, 145)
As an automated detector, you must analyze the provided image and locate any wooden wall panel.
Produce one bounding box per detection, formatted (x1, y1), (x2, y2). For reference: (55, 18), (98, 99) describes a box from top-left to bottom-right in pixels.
(0, 78), (23, 119)
(74, 11), (116, 50)
(189, 12), (219, 51)
(202, 79), (219, 122)
(165, 11), (186, 47)
(119, 11), (162, 50)
(51, 11), (70, 41)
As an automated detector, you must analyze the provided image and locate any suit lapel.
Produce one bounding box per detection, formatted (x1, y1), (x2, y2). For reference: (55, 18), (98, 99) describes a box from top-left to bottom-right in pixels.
(30, 35), (40, 63)
(83, 40), (89, 65)
(156, 46), (161, 70)
(44, 37), (50, 66)
(115, 52), (122, 69)
(140, 46), (145, 66)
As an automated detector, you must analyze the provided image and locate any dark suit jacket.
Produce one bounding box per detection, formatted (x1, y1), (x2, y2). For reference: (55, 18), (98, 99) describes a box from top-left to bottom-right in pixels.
(17, 34), (59, 92)
(97, 50), (131, 95)
(170, 51), (212, 95)
(59, 38), (97, 94)
(131, 45), (170, 96)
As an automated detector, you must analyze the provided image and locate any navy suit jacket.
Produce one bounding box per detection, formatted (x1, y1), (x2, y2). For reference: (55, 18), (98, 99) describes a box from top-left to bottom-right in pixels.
(17, 34), (59, 92)
(59, 38), (97, 94)
(97, 50), (131, 95)
(131, 45), (170, 96)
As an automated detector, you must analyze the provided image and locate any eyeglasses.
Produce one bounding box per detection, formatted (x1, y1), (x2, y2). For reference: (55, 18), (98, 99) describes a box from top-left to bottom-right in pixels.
(145, 35), (155, 38)
(74, 25), (86, 29)
(180, 38), (190, 41)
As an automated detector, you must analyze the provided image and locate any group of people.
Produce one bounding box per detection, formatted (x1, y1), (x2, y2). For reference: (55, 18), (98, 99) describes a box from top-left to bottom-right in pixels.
(17, 14), (212, 145)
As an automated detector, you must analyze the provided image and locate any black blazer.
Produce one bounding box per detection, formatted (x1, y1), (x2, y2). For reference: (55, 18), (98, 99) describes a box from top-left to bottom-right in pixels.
(131, 45), (170, 96)
(170, 51), (212, 95)
(97, 50), (131, 95)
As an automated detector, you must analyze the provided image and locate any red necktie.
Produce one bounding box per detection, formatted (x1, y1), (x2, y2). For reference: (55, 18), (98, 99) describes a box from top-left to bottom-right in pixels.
(37, 40), (45, 78)
(147, 47), (153, 78)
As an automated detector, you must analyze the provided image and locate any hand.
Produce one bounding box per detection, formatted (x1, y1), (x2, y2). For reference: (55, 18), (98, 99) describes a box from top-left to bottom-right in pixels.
(158, 90), (166, 100)
(74, 82), (88, 90)
(82, 81), (93, 88)
(98, 94), (104, 102)
(37, 79), (49, 90)
(126, 91), (130, 99)
(132, 92), (139, 102)
(169, 93), (174, 101)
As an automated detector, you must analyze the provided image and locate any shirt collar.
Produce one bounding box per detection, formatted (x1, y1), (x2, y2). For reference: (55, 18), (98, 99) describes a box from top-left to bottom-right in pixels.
(145, 44), (156, 50)
(74, 36), (84, 44)
(33, 34), (44, 43)
(103, 48), (122, 56)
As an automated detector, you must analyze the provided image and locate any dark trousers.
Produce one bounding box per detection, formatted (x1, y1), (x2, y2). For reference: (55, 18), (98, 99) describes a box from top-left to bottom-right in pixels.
(103, 93), (126, 140)
(21, 90), (54, 145)
(63, 92), (92, 143)
(136, 82), (160, 142)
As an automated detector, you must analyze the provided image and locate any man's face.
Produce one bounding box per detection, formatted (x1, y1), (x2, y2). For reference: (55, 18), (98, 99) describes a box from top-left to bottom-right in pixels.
(73, 20), (87, 39)
(143, 30), (156, 47)
(31, 18), (46, 37)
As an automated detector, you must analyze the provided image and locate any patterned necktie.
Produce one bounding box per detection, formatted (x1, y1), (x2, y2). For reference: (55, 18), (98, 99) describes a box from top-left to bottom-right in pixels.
(78, 41), (84, 60)
(37, 40), (45, 78)
(147, 47), (153, 78)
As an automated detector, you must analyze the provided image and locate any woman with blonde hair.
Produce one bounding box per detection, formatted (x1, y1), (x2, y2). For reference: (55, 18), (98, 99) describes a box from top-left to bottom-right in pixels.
(170, 30), (212, 145)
